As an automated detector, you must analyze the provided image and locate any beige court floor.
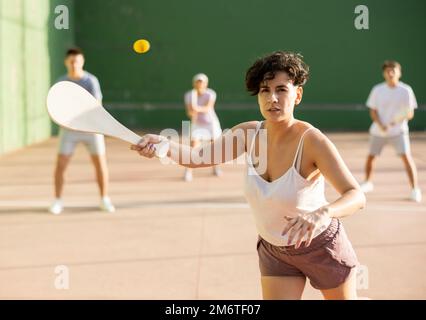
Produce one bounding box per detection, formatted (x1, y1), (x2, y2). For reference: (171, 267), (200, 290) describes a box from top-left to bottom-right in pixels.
(0, 132), (425, 300)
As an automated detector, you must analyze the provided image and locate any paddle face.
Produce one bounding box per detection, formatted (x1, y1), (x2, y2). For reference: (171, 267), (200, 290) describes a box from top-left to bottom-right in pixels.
(47, 81), (142, 145)
(46, 81), (169, 158)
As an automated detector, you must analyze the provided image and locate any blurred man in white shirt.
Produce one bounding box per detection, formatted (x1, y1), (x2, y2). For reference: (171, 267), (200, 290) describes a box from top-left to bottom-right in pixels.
(360, 60), (421, 202)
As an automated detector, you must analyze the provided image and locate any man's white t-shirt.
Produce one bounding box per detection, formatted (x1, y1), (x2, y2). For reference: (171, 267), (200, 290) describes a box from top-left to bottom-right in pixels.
(366, 81), (417, 137)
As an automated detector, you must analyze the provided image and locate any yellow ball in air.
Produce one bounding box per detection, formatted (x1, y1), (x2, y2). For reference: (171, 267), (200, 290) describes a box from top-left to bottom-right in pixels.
(133, 39), (150, 54)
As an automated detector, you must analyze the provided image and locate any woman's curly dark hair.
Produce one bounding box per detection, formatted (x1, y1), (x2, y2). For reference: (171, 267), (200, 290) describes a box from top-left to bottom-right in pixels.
(245, 51), (310, 95)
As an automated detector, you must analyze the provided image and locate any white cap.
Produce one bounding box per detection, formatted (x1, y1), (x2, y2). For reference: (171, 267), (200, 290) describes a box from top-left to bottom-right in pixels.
(192, 73), (208, 83)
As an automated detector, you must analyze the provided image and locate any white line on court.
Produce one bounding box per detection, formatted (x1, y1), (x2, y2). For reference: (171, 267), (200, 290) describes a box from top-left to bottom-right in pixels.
(0, 202), (423, 211)
(0, 201), (250, 209)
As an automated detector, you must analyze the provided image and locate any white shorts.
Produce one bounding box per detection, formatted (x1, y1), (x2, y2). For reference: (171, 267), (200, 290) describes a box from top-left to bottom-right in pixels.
(191, 120), (222, 141)
(59, 128), (106, 155)
(369, 133), (411, 156)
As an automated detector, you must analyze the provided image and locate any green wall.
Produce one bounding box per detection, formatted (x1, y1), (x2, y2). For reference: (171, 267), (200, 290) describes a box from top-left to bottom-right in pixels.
(1, 0), (425, 157)
(72, 0), (425, 130)
(0, 0), (74, 155)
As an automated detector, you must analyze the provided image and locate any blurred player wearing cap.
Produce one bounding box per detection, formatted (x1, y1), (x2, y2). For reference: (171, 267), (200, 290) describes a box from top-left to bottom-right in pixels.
(360, 60), (421, 202)
(183, 73), (223, 181)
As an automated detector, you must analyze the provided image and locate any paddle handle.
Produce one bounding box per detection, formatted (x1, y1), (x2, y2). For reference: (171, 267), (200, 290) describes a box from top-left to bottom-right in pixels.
(116, 128), (169, 159)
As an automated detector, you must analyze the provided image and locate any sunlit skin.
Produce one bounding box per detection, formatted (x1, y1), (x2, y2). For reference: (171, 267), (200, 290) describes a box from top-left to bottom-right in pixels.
(131, 70), (366, 299)
(257, 72), (303, 135)
(65, 54), (85, 80)
(194, 79), (208, 94)
(383, 66), (401, 87)
(133, 71), (364, 242)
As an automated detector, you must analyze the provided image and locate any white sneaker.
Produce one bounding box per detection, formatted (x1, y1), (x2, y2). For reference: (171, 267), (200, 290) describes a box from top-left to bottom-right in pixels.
(49, 199), (63, 215)
(184, 170), (193, 182)
(410, 188), (422, 203)
(213, 167), (223, 177)
(100, 196), (116, 213)
(360, 181), (374, 193)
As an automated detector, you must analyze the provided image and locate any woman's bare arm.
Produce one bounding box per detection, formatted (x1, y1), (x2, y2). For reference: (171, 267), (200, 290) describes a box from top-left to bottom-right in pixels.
(132, 121), (258, 168)
(283, 129), (366, 248)
(307, 129), (366, 218)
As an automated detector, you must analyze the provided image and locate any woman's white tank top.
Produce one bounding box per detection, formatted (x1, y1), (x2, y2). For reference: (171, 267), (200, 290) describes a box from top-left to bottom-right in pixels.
(244, 121), (331, 246)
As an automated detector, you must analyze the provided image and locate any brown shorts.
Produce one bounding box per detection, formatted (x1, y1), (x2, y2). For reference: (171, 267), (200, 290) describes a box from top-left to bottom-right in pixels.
(257, 218), (359, 290)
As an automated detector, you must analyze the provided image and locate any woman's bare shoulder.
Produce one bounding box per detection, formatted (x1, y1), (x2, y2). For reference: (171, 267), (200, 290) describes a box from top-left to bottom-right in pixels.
(296, 121), (328, 145)
(298, 122), (336, 154)
(232, 121), (260, 132)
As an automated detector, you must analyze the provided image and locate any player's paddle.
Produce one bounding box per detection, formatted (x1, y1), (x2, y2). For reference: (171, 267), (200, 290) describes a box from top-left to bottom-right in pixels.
(392, 107), (411, 123)
(46, 81), (169, 157)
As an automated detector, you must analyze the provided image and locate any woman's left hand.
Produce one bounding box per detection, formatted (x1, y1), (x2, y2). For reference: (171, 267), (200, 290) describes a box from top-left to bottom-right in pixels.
(281, 207), (330, 249)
